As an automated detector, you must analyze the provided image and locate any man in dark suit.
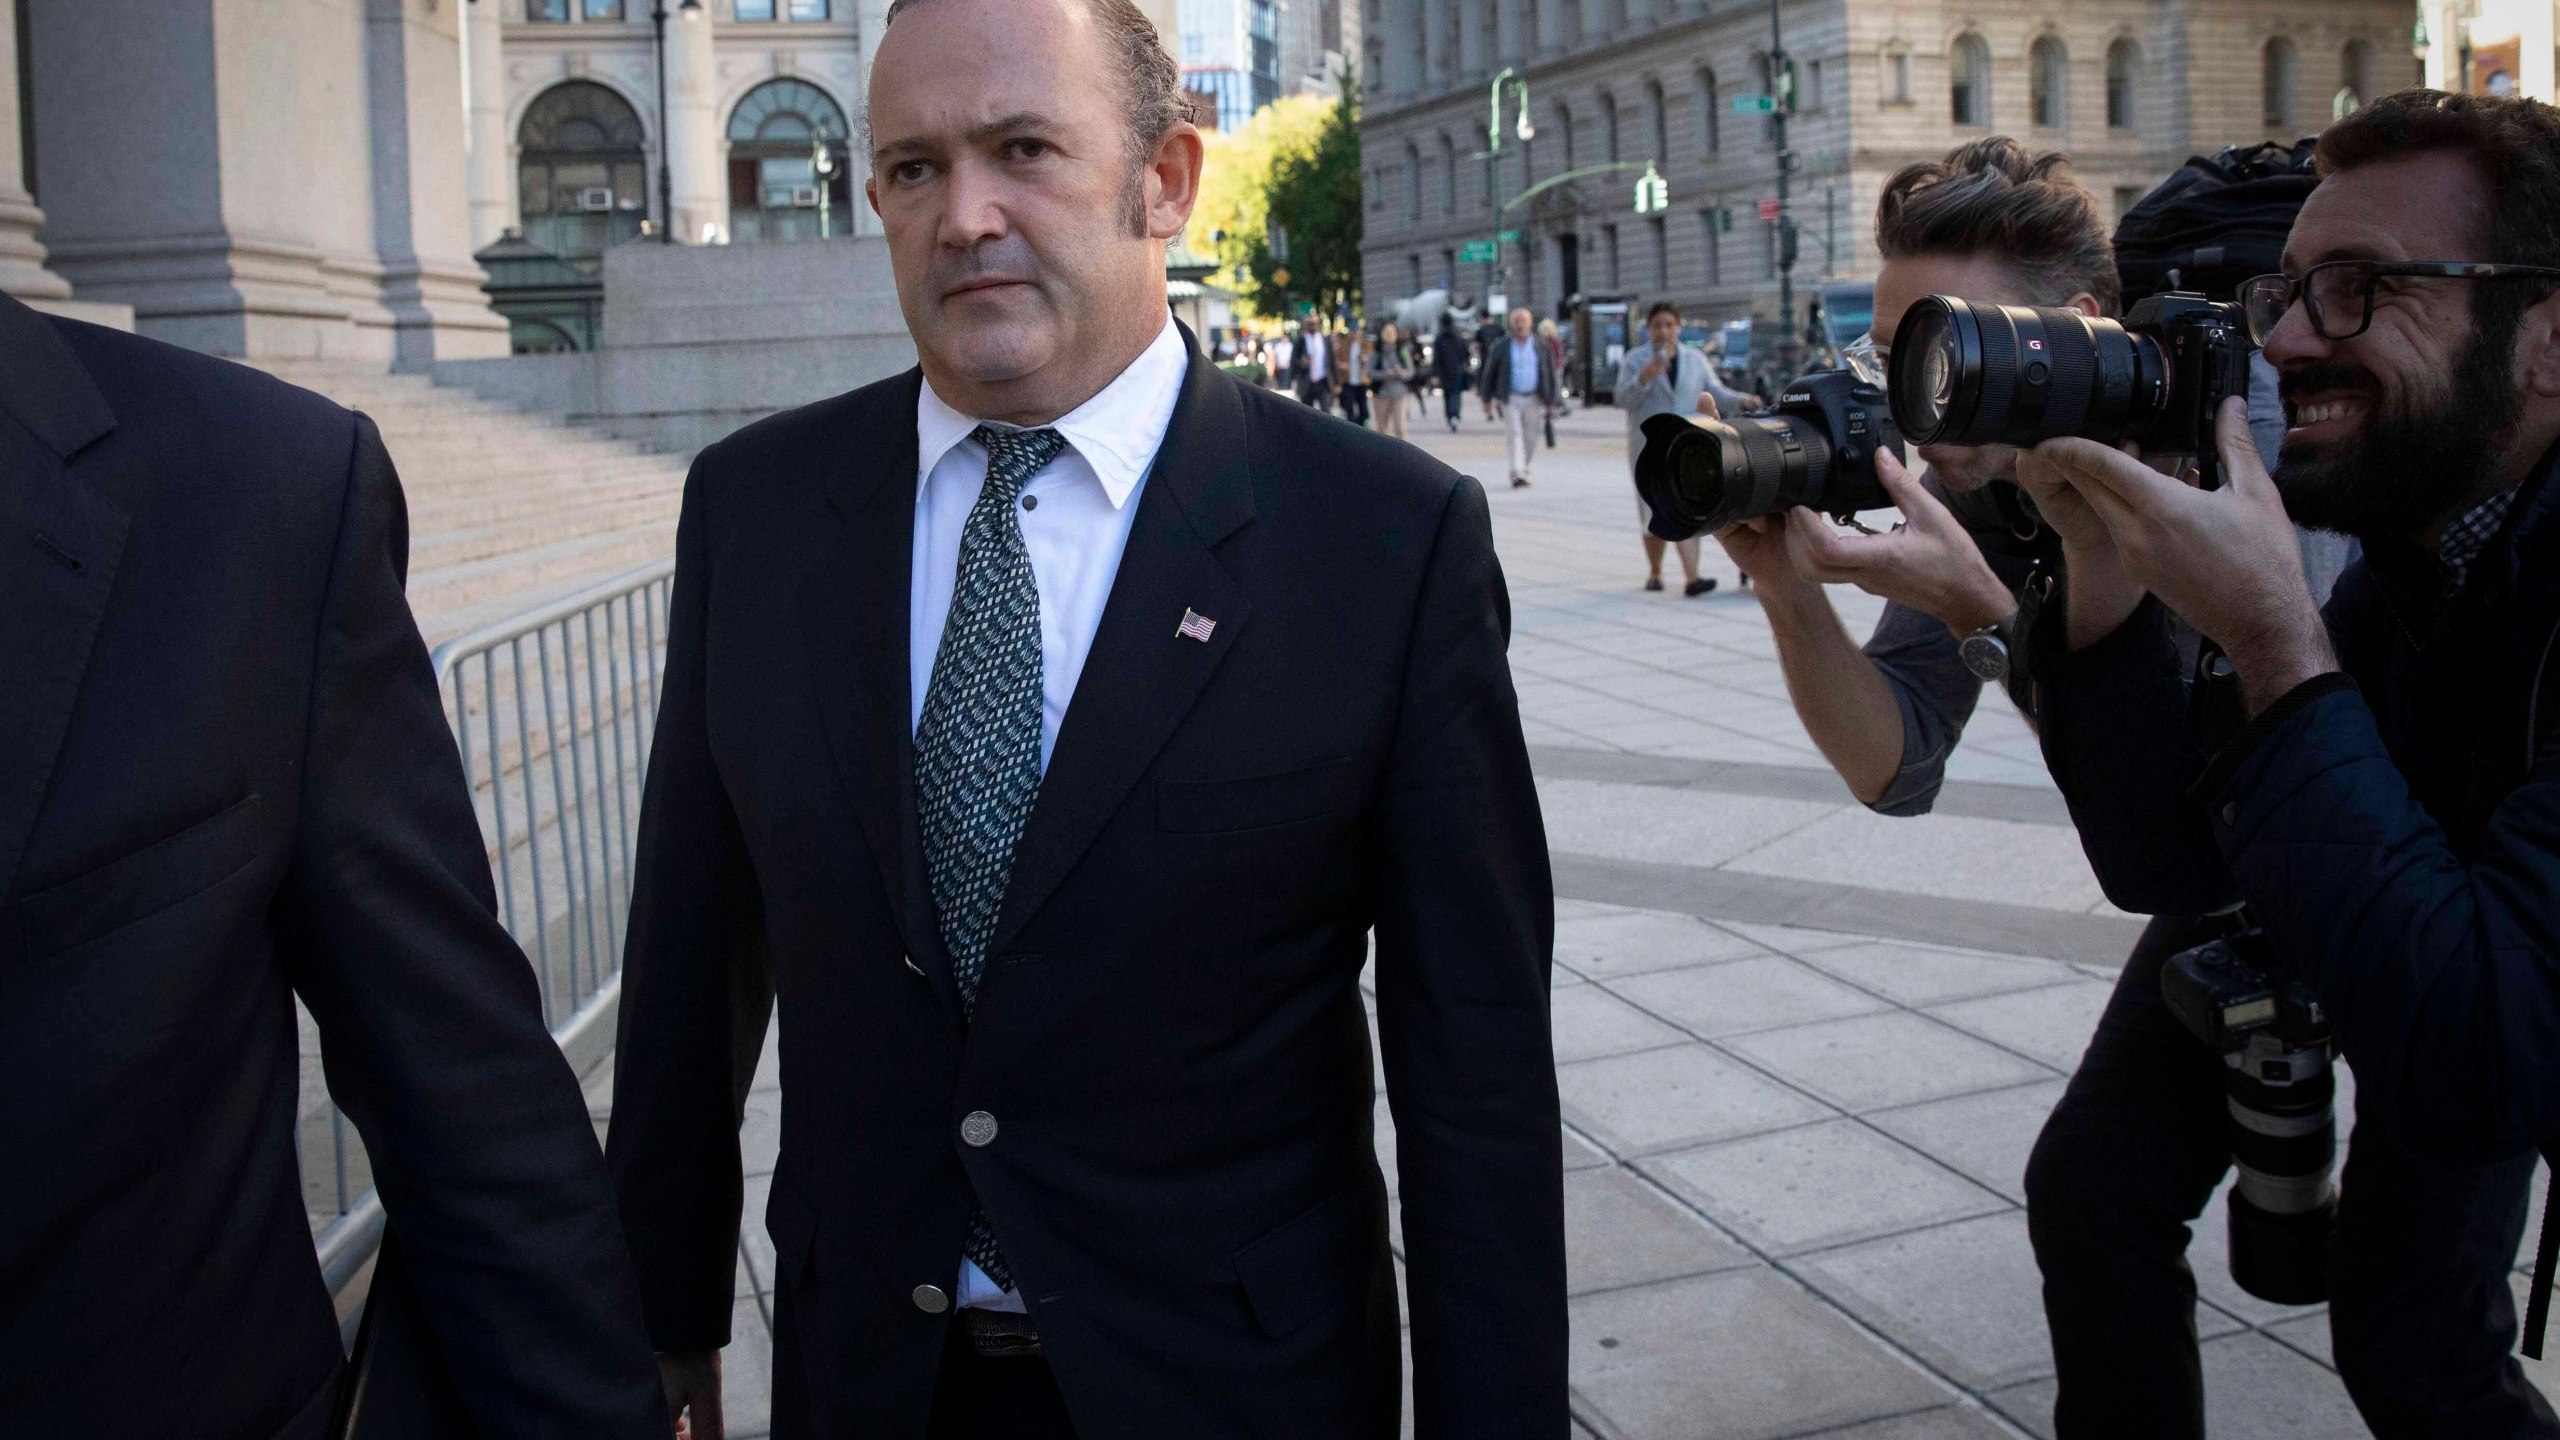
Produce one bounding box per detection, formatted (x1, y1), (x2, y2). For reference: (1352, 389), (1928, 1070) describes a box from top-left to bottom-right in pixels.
(0, 291), (670, 1438)
(605, 0), (1567, 1435)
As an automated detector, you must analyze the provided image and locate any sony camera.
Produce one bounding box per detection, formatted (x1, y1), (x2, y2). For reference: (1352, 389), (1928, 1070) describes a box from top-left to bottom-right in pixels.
(2160, 915), (2338, 1305)
(1887, 292), (2253, 487)
(1632, 369), (1906, 540)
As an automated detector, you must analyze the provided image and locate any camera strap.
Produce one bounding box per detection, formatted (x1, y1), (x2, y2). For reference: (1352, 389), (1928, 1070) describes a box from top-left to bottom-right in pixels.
(2529, 1143), (2560, 1358)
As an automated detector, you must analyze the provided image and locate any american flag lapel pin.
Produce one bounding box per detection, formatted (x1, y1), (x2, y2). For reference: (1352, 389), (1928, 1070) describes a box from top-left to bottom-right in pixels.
(1176, 608), (1217, 643)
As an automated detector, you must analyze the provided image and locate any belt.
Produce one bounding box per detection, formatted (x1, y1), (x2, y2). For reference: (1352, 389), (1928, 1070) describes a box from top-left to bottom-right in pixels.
(958, 1306), (1045, 1359)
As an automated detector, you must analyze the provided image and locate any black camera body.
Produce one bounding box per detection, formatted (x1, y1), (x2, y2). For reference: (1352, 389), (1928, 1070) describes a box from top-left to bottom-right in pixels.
(1633, 369), (1905, 540)
(1889, 291), (2252, 487)
(2161, 917), (2339, 1306)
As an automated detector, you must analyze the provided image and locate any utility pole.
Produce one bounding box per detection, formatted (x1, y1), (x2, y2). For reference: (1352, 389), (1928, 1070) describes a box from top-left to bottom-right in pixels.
(651, 0), (674, 243)
(1768, 0), (1797, 373)
(1485, 69), (1533, 311)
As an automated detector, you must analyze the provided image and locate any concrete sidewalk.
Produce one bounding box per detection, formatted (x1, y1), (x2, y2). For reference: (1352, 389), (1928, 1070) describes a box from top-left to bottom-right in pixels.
(584, 394), (2552, 1438)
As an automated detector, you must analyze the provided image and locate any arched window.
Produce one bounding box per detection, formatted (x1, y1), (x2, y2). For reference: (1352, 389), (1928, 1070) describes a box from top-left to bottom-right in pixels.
(2263, 37), (2298, 132)
(1883, 46), (1911, 105)
(516, 81), (649, 264)
(1555, 102), (1576, 171)
(1950, 33), (1990, 127)
(1440, 133), (1457, 214)
(1700, 68), (1720, 153)
(2106, 39), (2138, 129)
(1406, 142), (1422, 222)
(1601, 92), (1620, 164)
(1647, 81), (1667, 164)
(2338, 37), (2373, 115)
(2030, 36), (2068, 129)
(726, 79), (853, 243)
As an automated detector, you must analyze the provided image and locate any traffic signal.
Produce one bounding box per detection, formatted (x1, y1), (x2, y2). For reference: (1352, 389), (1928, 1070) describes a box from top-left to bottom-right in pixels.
(1632, 162), (1670, 215)
(1776, 216), (1799, 271)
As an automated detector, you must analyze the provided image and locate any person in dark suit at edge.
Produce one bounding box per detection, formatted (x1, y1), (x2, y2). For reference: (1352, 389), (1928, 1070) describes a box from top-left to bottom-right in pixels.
(604, 0), (1569, 1435)
(0, 290), (669, 1438)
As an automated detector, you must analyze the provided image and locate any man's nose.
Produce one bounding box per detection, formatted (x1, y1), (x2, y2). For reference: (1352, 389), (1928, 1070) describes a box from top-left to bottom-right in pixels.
(933, 159), (1008, 250)
(2259, 292), (2328, 370)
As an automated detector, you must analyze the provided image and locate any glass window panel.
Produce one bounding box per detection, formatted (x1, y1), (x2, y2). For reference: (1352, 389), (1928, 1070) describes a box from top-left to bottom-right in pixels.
(735, 0), (776, 18)
(522, 165), (553, 216)
(583, 0), (624, 18)
(787, 0), (828, 17)
(529, 0), (570, 18)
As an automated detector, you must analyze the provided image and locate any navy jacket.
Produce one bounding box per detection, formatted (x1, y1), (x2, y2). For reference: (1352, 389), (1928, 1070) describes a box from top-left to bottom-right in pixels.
(2035, 448), (2560, 1167)
(0, 295), (666, 1436)
(607, 341), (1568, 1438)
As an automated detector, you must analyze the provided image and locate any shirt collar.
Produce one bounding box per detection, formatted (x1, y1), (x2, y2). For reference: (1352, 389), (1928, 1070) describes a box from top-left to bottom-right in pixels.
(913, 313), (1186, 512)
(2440, 487), (2519, 593)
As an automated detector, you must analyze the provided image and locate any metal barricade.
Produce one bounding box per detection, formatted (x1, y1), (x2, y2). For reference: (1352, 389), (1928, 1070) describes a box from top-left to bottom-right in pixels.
(307, 559), (677, 1294)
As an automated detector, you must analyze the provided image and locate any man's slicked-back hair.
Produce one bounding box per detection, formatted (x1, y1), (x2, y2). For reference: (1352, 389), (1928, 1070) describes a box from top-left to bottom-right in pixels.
(1876, 137), (2120, 312)
(881, 0), (1188, 176)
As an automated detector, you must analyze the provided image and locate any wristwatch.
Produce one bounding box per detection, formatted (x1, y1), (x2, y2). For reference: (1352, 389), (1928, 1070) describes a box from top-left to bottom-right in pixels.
(1960, 615), (2016, 683)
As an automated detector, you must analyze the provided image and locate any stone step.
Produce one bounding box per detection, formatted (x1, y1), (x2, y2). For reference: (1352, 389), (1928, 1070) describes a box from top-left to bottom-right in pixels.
(409, 491), (682, 573)
(410, 524), (678, 642)
(405, 469), (688, 531)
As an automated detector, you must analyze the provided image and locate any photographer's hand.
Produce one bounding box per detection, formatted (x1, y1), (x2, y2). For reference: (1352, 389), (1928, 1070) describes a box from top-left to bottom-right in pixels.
(2038, 398), (2336, 713)
(2015, 443), (2145, 650)
(1776, 448), (2015, 633)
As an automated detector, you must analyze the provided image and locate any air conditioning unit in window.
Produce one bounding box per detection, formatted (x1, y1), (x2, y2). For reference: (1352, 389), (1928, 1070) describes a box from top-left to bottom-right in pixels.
(790, 184), (822, 208)
(576, 187), (616, 212)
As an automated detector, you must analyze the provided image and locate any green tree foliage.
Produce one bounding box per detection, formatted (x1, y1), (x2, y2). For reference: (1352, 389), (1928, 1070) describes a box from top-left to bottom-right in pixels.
(1244, 74), (1363, 319)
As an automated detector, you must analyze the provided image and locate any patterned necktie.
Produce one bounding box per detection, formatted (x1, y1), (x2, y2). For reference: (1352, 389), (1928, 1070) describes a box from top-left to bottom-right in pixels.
(915, 423), (1063, 1294)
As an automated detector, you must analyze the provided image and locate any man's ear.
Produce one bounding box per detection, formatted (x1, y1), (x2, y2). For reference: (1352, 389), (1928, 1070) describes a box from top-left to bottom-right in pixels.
(865, 175), (882, 217)
(2519, 290), (2560, 400)
(2067, 291), (2104, 319)
(1147, 123), (1206, 241)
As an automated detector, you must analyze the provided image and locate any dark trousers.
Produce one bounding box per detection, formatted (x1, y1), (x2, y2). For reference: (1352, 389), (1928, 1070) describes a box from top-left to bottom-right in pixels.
(1340, 383), (1371, 426)
(1442, 384), (1465, 423)
(1298, 379), (1335, 414)
(2026, 916), (2557, 1439)
(927, 1323), (1079, 1440)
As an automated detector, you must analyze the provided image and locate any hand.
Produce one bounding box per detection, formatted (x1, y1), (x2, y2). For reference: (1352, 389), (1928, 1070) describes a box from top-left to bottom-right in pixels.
(2031, 398), (2336, 712)
(1640, 355), (1671, 387)
(1712, 515), (1820, 609)
(1695, 393), (1722, 420)
(659, 1350), (723, 1440)
(1774, 447), (2016, 632)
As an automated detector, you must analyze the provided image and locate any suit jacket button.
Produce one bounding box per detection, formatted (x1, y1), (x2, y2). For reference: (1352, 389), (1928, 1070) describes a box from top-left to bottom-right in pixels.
(911, 1284), (950, 1314)
(960, 1111), (999, 1148)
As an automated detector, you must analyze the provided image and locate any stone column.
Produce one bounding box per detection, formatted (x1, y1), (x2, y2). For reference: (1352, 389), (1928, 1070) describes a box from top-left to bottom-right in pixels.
(1577, 0), (1608, 50)
(0, 0), (72, 303)
(1381, 0), (1423, 100)
(2525, 0), (2557, 102)
(1420, 0), (1450, 90)
(1493, 0), (1523, 64)
(2421, 2), (2457, 90)
(464, 0), (511, 250)
(365, 0), (508, 367)
(664, 1), (723, 243)
(1458, 0), (1486, 80)
(1535, 0), (1569, 60)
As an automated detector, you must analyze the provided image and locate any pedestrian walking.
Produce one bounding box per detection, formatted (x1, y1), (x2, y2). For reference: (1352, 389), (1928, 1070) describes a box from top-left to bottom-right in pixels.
(1337, 323), (1373, 426)
(1473, 312), (1504, 419)
(1619, 300), (1750, 596)
(1374, 321), (1416, 438)
(1292, 313), (1336, 412)
(1479, 306), (1560, 487)
(1434, 314), (1471, 430)
(1535, 317), (1569, 423)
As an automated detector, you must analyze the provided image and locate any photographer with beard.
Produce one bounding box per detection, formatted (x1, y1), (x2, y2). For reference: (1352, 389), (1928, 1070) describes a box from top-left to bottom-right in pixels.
(2021, 89), (2560, 1437)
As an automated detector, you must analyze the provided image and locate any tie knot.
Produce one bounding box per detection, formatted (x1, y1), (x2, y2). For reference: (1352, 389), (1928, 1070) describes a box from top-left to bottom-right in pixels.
(972, 425), (1068, 495)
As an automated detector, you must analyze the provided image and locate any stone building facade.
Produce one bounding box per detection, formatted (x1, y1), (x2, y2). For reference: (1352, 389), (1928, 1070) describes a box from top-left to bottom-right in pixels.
(1357, 0), (2417, 326)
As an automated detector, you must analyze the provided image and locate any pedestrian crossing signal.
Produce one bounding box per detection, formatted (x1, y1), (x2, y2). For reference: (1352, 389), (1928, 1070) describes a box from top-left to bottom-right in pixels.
(1633, 162), (1671, 215)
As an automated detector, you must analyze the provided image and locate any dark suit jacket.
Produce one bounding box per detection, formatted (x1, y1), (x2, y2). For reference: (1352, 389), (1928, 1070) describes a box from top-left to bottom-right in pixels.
(0, 295), (667, 1439)
(608, 341), (1568, 1438)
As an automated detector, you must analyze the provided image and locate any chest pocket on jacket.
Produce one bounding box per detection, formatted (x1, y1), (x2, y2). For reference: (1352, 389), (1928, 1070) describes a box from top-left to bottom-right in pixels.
(1156, 760), (1353, 834)
(19, 793), (265, 958)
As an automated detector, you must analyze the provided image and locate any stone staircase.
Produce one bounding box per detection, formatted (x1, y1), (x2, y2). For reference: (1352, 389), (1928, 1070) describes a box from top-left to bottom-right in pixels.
(249, 362), (690, 645)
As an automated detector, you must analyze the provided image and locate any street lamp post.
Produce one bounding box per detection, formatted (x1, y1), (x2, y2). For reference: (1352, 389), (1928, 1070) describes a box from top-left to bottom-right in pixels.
(648, 0), (701, 244)
(813, 137), (836, 239)
(1767, 0), (1798, 374)
(1484, 68), (1534, 311)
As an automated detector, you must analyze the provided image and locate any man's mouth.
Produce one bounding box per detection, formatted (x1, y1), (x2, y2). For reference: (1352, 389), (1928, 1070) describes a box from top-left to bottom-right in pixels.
(945, 276), (1034, 299)
(2283, 391), (2367, 445)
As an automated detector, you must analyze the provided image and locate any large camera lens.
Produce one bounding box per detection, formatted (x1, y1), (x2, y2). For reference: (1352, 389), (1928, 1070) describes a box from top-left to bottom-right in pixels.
(1888, 296), (2164, 448)
(1634, 412), (1834, 539)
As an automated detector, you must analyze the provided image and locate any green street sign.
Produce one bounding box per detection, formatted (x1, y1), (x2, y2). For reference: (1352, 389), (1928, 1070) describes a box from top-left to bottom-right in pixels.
(1732, 94), (1777, 114)
(1497, 228), (1520, 242)
(1458, 240), (1498, 263)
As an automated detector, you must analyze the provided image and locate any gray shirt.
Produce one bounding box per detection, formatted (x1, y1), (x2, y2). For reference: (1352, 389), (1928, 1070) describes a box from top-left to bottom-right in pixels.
(1616, 342), (1749, 464)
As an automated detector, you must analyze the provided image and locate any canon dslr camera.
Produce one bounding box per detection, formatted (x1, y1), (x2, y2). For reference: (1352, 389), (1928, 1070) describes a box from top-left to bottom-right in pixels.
(1632, 369), (1905, 540)
(1886, 291), (2253, 484)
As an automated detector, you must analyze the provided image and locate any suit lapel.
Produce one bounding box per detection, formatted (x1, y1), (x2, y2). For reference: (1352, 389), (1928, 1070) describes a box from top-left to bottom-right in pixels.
(797, 369), (964, 1012)
(986, 351), (1256, 956)
(0, 297), (130, 892)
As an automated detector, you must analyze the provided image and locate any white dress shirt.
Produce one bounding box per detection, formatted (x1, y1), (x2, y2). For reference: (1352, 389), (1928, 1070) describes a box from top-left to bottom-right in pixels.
(908, 312), (1188, 1309)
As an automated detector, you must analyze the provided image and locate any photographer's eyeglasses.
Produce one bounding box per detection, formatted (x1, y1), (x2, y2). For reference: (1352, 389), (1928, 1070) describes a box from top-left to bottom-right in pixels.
(2238, 260), (2560, 347)
(1842, 333), (1890, 387)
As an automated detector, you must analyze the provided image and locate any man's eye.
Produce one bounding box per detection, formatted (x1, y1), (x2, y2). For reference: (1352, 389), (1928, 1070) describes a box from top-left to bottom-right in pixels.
(891, 161), (936, 184)
(1006, 139), (1053, 161)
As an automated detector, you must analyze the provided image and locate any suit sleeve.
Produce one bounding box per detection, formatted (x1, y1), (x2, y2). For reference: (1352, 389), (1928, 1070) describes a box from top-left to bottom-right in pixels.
(275, 415), (668, 1437)
(606, 456), (775, 1352)
(1371, 476), (1569, 1439)
(2207, 681), (2560, 1166)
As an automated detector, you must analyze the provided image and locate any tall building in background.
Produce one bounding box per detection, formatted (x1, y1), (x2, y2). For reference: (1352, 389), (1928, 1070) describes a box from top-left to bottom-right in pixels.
(1184, 0), (1288, 127)
(1357, 0), (2413, 325)
(2420, 0), (2560, 99)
